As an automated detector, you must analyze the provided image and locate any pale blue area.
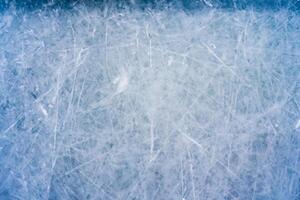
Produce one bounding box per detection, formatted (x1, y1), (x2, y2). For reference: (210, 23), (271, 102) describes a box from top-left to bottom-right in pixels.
(0, 1), (300, 200)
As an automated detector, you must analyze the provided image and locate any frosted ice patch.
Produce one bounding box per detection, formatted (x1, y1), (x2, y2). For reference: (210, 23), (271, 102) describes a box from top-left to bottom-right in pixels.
(113, 70), (129, 94)
(167, 56), (174, 66)
(39, 104), (48, 117)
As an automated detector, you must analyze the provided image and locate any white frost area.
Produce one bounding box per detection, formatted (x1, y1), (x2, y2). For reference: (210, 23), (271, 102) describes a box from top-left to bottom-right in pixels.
(0, 7), (300, 200)
(114, 70), (129, 94)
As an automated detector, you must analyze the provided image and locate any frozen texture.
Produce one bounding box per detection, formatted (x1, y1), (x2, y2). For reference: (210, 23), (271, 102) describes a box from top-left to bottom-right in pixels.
(0, 5), (300, 200)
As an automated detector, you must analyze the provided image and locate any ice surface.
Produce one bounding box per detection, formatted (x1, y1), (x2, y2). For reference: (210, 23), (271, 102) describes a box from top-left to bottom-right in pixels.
(296, 119), (300, 130)
(0, 2), (300, 200)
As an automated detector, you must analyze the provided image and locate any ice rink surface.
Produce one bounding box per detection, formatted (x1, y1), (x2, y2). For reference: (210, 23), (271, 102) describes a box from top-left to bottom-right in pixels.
(0, 0), (300, 199)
